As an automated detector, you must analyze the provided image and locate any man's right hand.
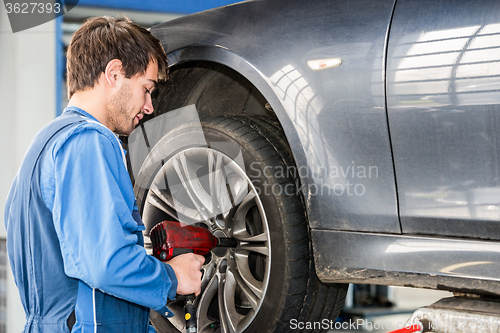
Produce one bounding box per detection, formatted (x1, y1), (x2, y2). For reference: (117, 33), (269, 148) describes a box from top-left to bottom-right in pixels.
(167, 253), (204, 296)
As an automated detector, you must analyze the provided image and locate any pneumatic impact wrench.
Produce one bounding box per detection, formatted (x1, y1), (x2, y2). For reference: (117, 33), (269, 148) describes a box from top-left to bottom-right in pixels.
(150, 221), (238, 333)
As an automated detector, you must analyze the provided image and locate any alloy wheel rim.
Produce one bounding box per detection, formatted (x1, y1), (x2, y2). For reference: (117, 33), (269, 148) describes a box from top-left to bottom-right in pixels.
(144, 147), (271, 333)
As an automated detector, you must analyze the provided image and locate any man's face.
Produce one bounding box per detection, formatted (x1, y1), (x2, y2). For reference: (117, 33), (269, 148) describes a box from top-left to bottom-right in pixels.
(107, 61), (158, 136)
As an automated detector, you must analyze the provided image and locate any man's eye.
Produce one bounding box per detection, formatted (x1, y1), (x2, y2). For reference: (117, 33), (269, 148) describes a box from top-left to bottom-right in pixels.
(150, 88), (159, 99)
(145, 88), (151, 95)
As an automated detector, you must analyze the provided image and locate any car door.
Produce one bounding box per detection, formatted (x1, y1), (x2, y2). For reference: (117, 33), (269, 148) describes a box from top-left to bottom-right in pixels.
(386, 0), (500, 239)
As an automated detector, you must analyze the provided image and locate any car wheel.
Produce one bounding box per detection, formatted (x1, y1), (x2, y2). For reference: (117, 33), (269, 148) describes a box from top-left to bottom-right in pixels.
(134, 115), (348, 333)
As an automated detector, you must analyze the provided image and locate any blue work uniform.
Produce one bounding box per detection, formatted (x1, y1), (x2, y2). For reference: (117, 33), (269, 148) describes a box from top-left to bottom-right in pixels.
(4, 107), (177, 333)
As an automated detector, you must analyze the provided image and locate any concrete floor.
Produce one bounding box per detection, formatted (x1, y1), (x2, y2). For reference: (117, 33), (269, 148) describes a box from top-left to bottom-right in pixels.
(328, 286), (454, 333)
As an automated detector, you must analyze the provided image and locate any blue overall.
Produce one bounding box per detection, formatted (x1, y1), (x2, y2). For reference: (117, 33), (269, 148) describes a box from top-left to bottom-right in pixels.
(4, 107), (177, 332)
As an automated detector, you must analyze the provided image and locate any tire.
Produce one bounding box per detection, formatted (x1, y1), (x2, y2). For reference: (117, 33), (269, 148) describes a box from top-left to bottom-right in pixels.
(133, 115), (348, 333)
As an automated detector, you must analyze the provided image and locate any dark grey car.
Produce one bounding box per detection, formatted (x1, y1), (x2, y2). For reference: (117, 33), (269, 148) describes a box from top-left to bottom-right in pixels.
(124, 0), (500, 332)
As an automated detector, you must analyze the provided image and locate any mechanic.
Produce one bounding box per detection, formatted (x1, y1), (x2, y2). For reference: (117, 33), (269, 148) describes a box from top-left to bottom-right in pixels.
(4, 16), (204, 333)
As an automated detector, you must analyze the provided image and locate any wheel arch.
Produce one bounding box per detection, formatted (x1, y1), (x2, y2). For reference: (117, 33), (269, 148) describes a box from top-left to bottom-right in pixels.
(157, 46), (302, 145)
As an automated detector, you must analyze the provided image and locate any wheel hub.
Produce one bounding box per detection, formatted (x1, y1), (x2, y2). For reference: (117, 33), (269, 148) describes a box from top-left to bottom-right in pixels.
(212, 230), (229, 257)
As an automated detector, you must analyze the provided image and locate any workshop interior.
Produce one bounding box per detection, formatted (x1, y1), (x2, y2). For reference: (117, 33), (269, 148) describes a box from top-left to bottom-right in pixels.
(1, 0), (499, 333)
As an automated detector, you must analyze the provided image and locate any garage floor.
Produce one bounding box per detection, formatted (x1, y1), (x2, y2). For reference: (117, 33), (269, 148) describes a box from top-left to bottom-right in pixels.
(329, 286), (453, 333)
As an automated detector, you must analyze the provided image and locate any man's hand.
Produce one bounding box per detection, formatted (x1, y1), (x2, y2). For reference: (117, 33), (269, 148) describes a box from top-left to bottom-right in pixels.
(167, 253), (204, 296)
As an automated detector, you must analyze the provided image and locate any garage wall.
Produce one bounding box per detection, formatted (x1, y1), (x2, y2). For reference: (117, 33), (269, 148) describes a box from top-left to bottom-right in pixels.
(0, 5), (57, 332)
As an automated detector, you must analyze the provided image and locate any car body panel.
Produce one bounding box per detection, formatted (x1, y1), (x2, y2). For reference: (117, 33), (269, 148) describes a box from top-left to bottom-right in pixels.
(387, 0), (500, 239)
(151, 0), (401, 233)
(313, 229), (500, 295)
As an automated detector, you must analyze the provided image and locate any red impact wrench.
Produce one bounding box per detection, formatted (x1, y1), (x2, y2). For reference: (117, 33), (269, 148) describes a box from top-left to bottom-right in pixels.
(150, 221), (238, 333)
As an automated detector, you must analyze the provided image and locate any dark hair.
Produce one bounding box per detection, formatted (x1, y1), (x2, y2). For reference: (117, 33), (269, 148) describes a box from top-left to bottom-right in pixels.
(66, 16), (168, 98)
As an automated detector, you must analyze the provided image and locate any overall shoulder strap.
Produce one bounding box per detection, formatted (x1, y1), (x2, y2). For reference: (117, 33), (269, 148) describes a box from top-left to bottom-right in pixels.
(19, 113), (87, 185)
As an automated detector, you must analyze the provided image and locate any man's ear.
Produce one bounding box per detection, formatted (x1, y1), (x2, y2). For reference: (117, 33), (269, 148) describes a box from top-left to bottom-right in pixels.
(104, 59), (124, 88)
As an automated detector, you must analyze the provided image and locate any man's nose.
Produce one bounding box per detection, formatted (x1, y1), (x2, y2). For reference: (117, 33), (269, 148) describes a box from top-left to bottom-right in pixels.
(143, 93), (154, 114)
